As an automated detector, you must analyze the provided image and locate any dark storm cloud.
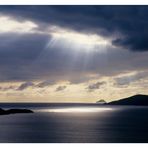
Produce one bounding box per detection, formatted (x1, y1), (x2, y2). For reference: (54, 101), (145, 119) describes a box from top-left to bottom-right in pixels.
(56, 86), (67, 91)
(0, 33), (50, 81)
(112, 37), (148, 52)
(0, 33), (49, 60)
(86, 81), (106, 92)
(0, 6), (148, 51)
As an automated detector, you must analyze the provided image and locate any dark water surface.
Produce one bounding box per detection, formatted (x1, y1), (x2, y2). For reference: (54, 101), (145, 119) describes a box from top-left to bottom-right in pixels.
(0, 104), (148, 143)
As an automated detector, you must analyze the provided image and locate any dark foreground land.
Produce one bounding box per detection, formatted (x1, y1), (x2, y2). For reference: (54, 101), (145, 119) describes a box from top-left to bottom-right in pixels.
(107, 94), (148, 106)
(0, 108), (33, 115)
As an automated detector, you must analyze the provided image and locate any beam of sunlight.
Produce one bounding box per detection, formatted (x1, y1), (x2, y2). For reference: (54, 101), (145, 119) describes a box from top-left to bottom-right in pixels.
(30, 25), (112, 89)
(48, 26), (111, 53)
(40, 107), (114, 113)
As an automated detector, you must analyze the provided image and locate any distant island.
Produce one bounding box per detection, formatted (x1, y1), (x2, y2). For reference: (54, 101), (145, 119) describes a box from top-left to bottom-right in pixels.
(0, 108), (33, 115)
(96, 99), (106, 104)
(106, 94), (148, 106)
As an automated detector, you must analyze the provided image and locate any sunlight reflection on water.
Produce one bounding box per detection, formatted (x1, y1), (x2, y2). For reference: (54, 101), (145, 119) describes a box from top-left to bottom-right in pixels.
(39, 107), (114, 113)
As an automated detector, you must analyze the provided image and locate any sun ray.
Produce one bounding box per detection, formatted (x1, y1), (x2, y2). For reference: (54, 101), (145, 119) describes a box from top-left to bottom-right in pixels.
(49, 26), (111, 53)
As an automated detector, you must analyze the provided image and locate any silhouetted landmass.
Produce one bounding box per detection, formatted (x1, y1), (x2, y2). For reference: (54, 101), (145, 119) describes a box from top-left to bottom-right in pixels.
(107, 94), (148, 106)
(0, 108), (33, 115)
(96, 99), (106, 104)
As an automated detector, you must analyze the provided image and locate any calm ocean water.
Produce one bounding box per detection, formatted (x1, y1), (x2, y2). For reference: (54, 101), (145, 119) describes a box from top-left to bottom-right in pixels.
(0, 103), (148, 143)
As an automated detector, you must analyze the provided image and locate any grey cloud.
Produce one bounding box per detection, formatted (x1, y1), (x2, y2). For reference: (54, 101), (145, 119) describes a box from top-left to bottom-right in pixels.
(2, 86), (16, 91)
(114, 71), (148, 86)
(86, 81), (106, 92)
(56, 86), (67, 91)
(36, 80), (55, 88)
(17, 82), (35, 90)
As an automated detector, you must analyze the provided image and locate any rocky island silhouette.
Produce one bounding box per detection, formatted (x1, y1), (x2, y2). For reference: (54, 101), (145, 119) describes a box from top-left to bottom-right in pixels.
(107, 94), (148, 106)
(0, 108), (33, 115)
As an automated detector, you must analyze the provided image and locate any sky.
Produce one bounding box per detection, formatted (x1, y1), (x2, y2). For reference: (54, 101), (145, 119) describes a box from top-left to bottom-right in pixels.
(0, 6), (148, 102)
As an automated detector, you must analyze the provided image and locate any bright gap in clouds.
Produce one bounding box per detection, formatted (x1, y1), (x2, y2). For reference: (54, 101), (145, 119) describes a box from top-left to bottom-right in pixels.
(48, 26), (111, 52)
(0, 15), (111, 53)
(0, 16), (38, 33)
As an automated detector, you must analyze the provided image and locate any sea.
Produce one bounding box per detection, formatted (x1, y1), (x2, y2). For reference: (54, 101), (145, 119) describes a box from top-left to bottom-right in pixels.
(0, 103), (148, 143)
